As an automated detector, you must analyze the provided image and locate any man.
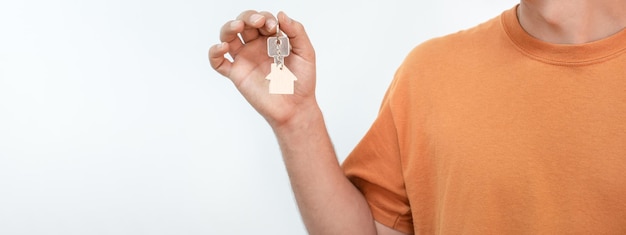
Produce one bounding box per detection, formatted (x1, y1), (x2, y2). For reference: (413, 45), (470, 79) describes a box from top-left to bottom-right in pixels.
(209, 1), (626, 234)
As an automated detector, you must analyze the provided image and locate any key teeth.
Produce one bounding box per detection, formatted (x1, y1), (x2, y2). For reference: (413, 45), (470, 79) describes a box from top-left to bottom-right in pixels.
(273, 56), (284, 67)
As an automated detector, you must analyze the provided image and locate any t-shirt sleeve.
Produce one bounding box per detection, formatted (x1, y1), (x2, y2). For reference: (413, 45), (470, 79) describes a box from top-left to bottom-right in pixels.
(342, 73), (414, 234)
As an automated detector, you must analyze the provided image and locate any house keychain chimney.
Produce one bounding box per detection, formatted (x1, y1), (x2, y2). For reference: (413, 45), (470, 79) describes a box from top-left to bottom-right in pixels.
(266, 23), (297, 94)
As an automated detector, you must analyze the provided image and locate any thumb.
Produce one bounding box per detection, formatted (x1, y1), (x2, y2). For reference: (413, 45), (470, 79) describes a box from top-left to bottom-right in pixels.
(277, 12), (315, 61)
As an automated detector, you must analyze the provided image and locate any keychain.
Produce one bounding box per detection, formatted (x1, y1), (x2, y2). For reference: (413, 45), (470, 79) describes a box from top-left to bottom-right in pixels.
(265, 23), (297, 94)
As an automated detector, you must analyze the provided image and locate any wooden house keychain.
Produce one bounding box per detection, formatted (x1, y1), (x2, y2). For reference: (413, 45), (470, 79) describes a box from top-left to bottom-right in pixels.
(266, 23), (297, 94)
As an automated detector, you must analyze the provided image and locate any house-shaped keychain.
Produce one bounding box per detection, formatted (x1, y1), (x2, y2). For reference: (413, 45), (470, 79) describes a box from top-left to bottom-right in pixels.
(266, 63), (297, 94)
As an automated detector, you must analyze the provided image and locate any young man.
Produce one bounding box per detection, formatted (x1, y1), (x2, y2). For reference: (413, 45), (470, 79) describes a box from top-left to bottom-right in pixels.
(209, 1), (626, 234)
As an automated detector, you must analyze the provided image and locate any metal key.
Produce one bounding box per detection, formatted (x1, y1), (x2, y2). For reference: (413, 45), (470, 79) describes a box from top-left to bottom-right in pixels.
(265, 22), (297, 95)
(267, 36), (289, 65)
(267, 24), (290, 67)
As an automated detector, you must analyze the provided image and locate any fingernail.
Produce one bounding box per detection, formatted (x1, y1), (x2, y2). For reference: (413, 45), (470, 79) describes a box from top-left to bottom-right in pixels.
(266, 19), (277, 31)
(250, 14), (263, 24)
(230, 20), (240, 29)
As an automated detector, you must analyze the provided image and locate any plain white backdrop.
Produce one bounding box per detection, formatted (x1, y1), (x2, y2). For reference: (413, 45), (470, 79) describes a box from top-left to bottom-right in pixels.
(0, 0), (518, 234)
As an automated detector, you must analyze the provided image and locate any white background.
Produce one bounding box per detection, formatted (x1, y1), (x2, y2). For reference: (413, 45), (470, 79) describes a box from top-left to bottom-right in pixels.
(0, 0), (517, 234)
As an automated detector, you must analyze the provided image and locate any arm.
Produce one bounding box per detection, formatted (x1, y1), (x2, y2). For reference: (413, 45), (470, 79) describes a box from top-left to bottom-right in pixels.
(209, 11), (407, 235)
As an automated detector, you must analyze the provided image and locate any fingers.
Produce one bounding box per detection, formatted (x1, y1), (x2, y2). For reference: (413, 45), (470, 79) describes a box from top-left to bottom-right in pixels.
(211, 10), (314, 78)
(219, 20), (244, 56)
(258, 11), (278, 36)
(277, 11), (315, 61)
(235, 11), (279, 39)
(235, 10), (269, 43)
(209, 42), (232, 77)
(219, 10), (278, 57)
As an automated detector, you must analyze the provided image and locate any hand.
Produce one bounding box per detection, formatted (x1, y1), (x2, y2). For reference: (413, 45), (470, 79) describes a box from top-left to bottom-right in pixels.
(209, 11), (317, 127)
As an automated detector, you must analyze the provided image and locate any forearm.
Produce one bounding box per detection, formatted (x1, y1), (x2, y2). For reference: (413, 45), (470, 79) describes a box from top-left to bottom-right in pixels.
(272, 103), (376, 235)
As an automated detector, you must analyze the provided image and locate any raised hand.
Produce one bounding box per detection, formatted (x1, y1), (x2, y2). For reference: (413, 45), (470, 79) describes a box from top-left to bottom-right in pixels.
(209, 11), (317, 127)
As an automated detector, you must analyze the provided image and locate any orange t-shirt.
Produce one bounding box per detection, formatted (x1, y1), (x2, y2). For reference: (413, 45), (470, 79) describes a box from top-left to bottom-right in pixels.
(343, 5), (626, 234)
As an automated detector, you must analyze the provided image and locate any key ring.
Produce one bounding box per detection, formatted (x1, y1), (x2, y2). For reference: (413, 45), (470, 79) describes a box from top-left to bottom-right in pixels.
(275, 23), (292, 53)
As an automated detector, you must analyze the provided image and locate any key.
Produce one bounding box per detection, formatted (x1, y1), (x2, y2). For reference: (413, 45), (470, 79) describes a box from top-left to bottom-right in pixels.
(267, 22), (290, 66)
(267, 36), (289, 65)
(267, 36), (290, 58)
(265, 23), (297, 94)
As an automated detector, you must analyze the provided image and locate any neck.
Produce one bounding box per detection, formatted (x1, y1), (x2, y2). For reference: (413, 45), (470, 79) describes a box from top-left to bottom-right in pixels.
(518, 0), (626, 44)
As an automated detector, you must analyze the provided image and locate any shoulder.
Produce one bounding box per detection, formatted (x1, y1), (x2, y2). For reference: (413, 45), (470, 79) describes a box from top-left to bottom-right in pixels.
(385, 13), (507, 105)
(391, 11), (511, 88)
(403, 14), (504, 68)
